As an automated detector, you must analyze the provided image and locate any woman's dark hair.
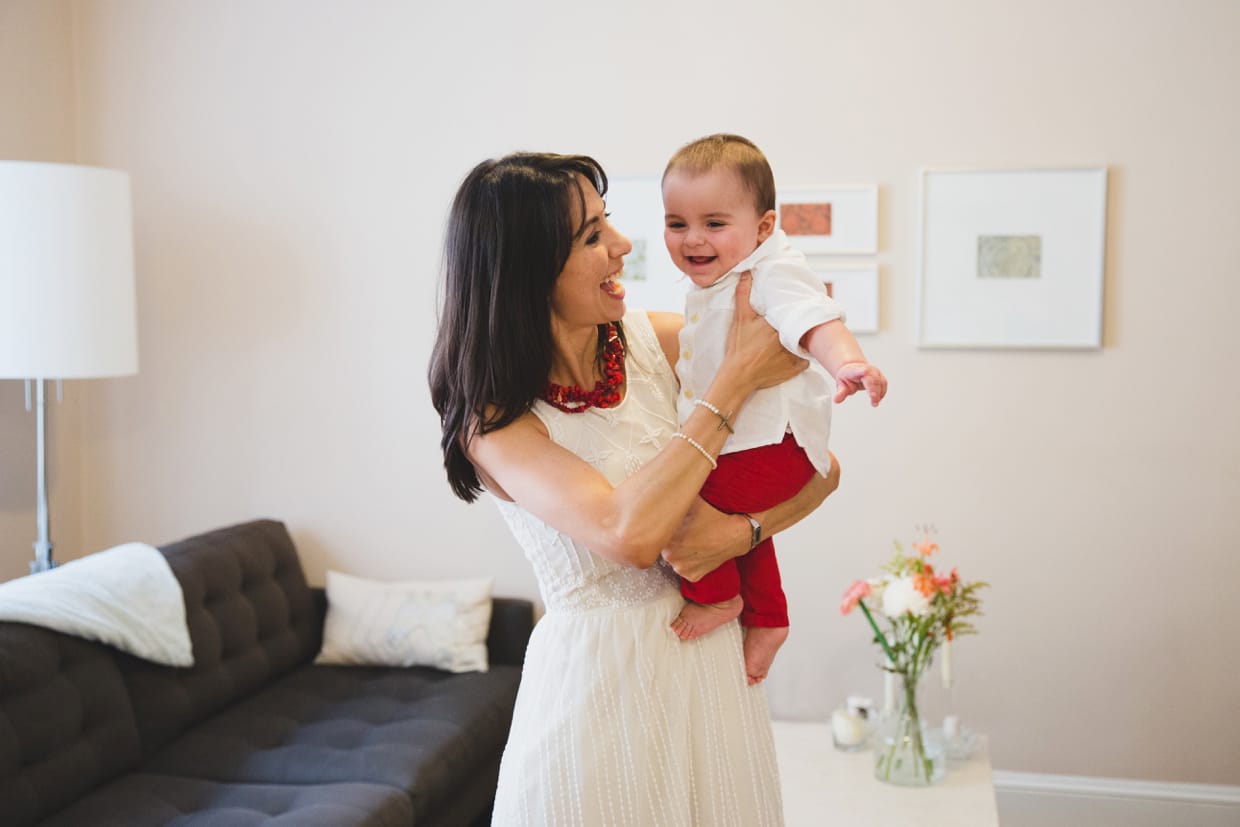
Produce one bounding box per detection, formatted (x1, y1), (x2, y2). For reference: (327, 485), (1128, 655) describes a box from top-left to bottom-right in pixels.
(429, 152), (618, 502)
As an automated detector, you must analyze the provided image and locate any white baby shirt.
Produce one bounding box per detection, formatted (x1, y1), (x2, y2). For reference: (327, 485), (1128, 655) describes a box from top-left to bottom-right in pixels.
(675, 230), (844, 477)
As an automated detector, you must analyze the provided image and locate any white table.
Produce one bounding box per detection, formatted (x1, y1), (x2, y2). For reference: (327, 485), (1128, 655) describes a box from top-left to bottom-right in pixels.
(772, 720), (1000, 826)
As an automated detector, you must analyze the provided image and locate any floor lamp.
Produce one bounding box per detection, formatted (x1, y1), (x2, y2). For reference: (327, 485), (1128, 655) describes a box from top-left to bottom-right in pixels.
(0, 161), (138, 574)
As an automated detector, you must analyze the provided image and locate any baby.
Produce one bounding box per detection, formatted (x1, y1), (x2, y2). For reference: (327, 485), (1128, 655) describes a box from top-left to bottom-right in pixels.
(663, 133), (887, 684)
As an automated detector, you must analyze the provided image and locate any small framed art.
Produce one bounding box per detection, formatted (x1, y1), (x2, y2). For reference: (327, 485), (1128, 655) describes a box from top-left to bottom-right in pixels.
(917, 167), (1108, 349)
(814, 264), (879, 334)
(776, 186), (878, 255)
(606, 174), (683, 313)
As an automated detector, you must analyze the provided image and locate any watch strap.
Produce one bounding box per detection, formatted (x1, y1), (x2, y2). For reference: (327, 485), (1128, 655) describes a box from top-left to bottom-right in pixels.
(741, 513), (762, 549)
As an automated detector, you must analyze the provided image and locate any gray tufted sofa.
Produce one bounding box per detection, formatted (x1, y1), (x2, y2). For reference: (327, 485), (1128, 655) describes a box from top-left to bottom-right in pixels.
(0, 519), (533, 826)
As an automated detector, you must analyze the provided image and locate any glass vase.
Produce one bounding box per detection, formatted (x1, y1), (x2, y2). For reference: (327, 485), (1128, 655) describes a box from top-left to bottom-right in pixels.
(874, 672), (946, 786)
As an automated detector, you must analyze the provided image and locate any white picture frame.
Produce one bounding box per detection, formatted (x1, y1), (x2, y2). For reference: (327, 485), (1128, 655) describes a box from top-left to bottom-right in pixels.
(917, 167), (1108, 349)
(776, 186), (878, 255)
(813, 263), (879, 334)
(605, 174), (684, 313)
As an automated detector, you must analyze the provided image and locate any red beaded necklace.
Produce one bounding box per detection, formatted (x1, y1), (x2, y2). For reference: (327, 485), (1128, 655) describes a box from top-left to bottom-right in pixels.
(541, 324), (624, 413)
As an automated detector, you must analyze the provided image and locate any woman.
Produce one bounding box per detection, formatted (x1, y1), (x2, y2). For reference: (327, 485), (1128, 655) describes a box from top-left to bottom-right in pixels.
(429, 153), (839, 826)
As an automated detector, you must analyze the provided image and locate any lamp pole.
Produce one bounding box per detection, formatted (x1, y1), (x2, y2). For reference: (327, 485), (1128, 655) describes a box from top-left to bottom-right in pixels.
(28, 379), (55, 573)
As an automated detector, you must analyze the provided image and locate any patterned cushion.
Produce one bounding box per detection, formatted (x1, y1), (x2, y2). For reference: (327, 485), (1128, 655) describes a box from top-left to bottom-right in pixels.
(316, 572), (493, 672)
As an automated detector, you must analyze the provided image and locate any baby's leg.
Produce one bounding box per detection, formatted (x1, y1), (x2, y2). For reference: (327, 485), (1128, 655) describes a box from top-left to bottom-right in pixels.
(737, 537), (790, 684)
(671, 595), (744, 640)
(743, 626), (789, 685)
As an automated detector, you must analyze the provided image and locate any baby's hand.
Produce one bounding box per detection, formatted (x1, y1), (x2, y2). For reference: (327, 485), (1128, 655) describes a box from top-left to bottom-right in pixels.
(834, 362), (887, 407)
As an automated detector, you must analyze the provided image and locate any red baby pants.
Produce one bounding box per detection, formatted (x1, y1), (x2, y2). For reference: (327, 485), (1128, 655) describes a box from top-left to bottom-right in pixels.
(680, 432), (817, 628)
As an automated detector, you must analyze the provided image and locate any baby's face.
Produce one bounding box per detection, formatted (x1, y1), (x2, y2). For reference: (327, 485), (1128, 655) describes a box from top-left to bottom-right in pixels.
(662, 168), (775, 288)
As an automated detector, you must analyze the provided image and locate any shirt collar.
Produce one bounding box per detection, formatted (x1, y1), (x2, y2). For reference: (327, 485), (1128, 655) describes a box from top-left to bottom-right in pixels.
(699, 229), (789, 291)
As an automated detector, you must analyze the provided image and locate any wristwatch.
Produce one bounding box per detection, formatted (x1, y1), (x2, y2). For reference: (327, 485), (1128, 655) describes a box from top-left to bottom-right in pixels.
(741, 513), (762, 549)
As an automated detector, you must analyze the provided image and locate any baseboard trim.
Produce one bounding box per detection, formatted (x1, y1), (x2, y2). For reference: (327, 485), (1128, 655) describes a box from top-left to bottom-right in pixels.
(992, 770), (1240, 806)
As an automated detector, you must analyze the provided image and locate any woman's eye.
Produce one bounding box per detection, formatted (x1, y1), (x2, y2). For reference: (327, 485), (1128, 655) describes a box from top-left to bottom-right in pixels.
(586, 232), (601, 245)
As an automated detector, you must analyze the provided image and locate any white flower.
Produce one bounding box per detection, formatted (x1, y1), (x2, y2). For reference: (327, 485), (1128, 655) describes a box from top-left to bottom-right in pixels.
(881, 575), (931, 618)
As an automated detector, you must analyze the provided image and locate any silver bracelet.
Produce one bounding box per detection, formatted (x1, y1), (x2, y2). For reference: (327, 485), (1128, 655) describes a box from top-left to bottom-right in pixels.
(693, 398), (735, 433)
(671, 431), (718, 469)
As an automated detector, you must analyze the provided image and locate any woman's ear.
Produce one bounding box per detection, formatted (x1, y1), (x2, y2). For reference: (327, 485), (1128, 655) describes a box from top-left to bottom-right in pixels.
(757, 209), (777, 243)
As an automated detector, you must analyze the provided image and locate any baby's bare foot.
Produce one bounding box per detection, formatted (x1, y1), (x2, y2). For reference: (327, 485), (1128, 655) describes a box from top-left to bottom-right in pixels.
(670, 596), (743, 641)
(743, 626), (789, 685)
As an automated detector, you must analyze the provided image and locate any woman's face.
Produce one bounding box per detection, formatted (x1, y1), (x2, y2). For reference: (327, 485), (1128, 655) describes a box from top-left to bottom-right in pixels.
(549, 176), (632, 331)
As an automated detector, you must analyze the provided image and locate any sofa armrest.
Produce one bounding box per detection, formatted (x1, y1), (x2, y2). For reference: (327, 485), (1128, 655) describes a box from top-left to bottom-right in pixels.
(486, 597), (534, 667)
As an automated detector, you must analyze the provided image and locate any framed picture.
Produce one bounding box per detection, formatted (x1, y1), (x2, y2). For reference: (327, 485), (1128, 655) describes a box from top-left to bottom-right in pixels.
(776, 186), (878, 255)
(813, 263), (879, 334)
(917, 167), (1108, 349)
(605, 175), (684, 313)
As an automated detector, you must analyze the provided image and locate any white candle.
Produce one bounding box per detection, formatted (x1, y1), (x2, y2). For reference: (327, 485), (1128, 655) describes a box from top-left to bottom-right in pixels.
(831, 708), (866, 748)
(941, 637), (953, 689)
(883, 657), (895, 716)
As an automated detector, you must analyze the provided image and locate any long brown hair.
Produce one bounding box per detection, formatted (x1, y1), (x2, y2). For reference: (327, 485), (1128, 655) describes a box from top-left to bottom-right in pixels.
(429, 152), (619, 502)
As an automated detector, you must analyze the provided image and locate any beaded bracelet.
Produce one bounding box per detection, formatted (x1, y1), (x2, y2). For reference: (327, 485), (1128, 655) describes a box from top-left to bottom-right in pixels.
(671, 431), (718, 469)
(693, 398), (735, 433)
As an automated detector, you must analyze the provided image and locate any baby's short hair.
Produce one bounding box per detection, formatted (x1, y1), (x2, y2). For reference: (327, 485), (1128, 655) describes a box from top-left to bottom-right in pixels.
(663, 133), (776, 213)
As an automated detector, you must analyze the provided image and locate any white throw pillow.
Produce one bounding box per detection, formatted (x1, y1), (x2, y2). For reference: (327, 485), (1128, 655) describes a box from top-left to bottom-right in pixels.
(315, 571), (492, 673)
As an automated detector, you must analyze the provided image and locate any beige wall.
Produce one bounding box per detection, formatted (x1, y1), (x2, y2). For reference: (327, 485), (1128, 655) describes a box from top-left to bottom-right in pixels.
(10, 0), (1240, 784)
(0, 0), (83, 580)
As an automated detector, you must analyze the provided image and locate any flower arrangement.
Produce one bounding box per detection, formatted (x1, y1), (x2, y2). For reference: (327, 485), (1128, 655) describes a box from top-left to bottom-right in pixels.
(839, 528), (987, 785)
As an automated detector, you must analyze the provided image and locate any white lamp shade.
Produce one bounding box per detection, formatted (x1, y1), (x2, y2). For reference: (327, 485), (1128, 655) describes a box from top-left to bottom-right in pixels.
(0, 161), (138, 379)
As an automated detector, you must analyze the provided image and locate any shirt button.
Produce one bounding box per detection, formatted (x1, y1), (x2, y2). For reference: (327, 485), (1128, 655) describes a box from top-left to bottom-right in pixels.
(683, 389), (693, 399)
(689, 313), (699, 323)
(682, 349), (692, 360)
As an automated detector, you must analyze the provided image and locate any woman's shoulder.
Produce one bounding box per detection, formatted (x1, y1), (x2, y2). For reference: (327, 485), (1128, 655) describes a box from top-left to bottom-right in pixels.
(465, 408), (551, 502)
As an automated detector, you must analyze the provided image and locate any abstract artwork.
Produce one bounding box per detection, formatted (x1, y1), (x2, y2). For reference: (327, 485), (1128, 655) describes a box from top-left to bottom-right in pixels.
(977, 235), (1041, 279)
(781, 202), (832, 237)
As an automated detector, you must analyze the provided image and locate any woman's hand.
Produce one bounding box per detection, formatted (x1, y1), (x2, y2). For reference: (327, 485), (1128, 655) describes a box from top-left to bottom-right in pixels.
(661, 499), (751, 583)
(722, 271), (808, 391)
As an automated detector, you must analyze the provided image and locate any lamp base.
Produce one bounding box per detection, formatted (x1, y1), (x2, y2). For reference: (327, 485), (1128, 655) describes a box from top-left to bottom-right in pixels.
(30, 540), (57, 574)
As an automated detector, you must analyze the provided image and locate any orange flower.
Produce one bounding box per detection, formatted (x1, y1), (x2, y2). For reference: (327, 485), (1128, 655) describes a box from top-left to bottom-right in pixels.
(913, 534), (939, 557)
(839, 579), (871, 615)
(913, 570), (938, 597)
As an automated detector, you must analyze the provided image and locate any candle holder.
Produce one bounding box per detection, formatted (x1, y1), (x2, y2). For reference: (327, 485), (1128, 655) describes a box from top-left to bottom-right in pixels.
(831, 696), (875, 751)
(942, 714), (980, 763)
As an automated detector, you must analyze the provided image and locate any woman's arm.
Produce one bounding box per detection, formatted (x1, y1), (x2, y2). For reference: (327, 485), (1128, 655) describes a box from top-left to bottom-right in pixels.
(468, 274), (807, 570)
(661, 452), (841, 582)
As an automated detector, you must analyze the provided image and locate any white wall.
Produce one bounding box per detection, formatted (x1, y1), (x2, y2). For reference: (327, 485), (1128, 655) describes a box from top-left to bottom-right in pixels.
(9, 0), (1238, 785)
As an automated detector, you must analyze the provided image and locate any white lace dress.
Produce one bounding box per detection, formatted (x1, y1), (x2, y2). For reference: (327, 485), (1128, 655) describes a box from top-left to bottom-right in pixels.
(490, 309), (783, 827)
